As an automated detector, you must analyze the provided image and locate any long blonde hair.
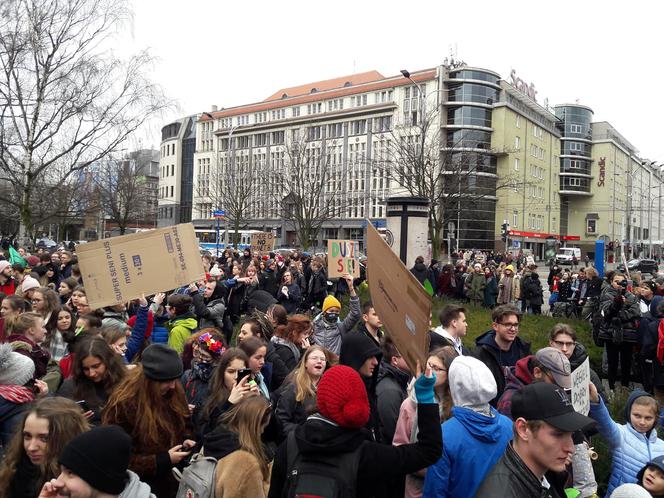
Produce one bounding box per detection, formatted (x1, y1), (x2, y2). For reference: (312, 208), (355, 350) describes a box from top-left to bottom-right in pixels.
(219, 396), (271, 480)
(293, 345), (326, 402)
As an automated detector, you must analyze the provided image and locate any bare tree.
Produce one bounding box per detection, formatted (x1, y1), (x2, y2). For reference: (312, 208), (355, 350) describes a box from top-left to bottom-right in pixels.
(274, 129), (345, 250)
(0, 0), (171, 239)
(380, 107), (527, 258)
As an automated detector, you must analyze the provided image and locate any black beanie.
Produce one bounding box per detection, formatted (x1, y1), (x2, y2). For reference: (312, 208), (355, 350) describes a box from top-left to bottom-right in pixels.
(59, 425), (131, 494)
(141, 343), (183, 381)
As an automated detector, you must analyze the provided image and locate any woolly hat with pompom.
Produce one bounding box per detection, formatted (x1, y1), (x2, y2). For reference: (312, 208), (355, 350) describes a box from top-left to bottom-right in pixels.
(0, 343), (35, 386)
(316, 365), (369, 428)
(610, 483), (652, 498)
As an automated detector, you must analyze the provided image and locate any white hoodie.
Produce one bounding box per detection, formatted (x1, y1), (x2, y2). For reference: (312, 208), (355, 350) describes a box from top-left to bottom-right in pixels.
(118, 471), (155, 498)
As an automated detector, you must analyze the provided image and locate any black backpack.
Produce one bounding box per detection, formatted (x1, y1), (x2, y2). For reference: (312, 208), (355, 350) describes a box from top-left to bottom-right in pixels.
(284, 430), (361, 498)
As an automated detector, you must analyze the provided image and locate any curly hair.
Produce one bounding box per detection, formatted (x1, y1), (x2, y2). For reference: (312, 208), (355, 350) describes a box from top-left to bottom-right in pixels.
(0, 397), (89, 498)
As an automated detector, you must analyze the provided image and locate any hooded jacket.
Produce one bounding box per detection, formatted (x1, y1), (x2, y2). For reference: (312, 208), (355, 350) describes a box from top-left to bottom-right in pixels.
(340, 332), (382, 441)
(119, 470), (156, 498)
(204, 423), (270, 498)
(166, 314), (198, 354)
(497, 355), (534, 418)
(473, 442), (568, 498)
(410, 262), (430, 286)
(589, 389), (664, 496)
(190, 285), (226, 332)
(311, 295), (361, 355)
(474, 330), (531, 404)
(376, 360), (411, 443)
(424, 406), (513, 498)
(598, 286), (641, 344)
(267, 403), (442, 498)
(270, 336), (302, 371)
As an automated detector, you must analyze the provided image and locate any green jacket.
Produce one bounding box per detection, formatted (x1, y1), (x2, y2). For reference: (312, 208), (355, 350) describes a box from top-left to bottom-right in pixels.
(467, 273), (487, 301)
(166, 315), (198, 353)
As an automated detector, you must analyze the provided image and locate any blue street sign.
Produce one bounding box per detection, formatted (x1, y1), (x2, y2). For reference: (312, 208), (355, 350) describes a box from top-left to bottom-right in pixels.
(213, 210), (225, 218)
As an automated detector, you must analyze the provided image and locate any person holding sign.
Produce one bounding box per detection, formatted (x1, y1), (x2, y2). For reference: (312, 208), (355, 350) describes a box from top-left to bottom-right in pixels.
(588, 383), (664, 496)
(311, 273), (361, 355)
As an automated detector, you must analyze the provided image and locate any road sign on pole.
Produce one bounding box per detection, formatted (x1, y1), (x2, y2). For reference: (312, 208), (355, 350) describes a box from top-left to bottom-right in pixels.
(213, 210), (225, 219)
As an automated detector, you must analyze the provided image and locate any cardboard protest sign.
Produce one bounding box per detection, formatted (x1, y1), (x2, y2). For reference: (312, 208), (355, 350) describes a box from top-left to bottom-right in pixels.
(251, 232), (275, 252)
(327, 239), (360, 278)
(76, 223), (205, 309)
(571, 357), (590, 415)
(366, 221), (431, 374)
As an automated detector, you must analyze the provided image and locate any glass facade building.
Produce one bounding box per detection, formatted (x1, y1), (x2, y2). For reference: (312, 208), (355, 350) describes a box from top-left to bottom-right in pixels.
(443, 67), (501, 250)
(554, 104), (594, 196)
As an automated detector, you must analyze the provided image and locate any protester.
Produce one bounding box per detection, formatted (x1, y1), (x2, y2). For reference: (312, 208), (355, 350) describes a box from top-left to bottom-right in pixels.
(497, 265), (517, 305)
(238, 314), (289, 392)
(339, 331), (382, 441)
(0, 397), (89, 498)
(376, 336), (412, 443)
(305, 258), (328, 309)
(102, 344), (194, 498)
(423, 356), (512, 498)
(474, 304), (531, 403)
(57, 336), (126, 425)
(636, 455), (664, 497)
(0, 294), (29, 341)
(311, 273), (360, 355)
(201, 396), (272, 497)
(267, 364), (443, 498)
(357, 301), (384, 347)
(238, 336), (271, 399)
(275, 345), (327, 439)
(0, 343), (39, 445)
(271, 314), (312, 370)
(277, 270), (301, 314)
(189, 278), (228, 342)
(429, 304), (469, 354)
(588, 383), (664, 495)
(474, 382), (595, 497)
(36, 425), (156, 498)
(466, 264), (486, 307)
(410, 256), (432, 287)
(57, 277), (78, 306)
(5, 312), (53, 382)
(0, 260), (16, 296)
(164, 294), (197, 354)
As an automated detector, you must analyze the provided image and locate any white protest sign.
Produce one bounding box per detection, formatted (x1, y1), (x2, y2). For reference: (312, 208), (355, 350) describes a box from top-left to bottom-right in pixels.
(571, 357), (590, 415)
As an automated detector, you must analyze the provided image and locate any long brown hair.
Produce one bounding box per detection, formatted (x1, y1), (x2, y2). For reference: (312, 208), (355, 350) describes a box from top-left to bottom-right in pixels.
(219, 396), (271, 480)
(0, 397), (89, 498)
(429, 346), (458, 421)
(102, 365), (189, 448)
(72, 336), (126, 402)
(202, 348), (248, 424)
(293, 345), (327, 402)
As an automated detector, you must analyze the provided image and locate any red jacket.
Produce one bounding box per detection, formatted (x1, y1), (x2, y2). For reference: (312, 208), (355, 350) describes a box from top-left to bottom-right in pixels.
(0, 278), (16, 296)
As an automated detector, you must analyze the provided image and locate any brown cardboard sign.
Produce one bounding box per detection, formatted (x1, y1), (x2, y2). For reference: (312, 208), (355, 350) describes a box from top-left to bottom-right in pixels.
(366, 221), (431, 373)
(251, 232), (275, 252)
(76, 223), (205, 309)
(327, 239), (361, 278)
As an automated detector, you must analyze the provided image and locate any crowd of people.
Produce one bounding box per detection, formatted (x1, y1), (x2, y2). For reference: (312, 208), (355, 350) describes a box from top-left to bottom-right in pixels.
(0, 242), (663, 497)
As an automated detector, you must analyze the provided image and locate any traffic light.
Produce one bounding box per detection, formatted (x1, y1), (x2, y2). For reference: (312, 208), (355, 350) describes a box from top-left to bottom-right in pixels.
(501, 222), (510, 243)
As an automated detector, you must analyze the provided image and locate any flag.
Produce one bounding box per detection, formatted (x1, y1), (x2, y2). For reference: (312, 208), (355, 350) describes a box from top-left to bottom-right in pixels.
(8, 246), (27, 267)
(423, 279), (434, 297)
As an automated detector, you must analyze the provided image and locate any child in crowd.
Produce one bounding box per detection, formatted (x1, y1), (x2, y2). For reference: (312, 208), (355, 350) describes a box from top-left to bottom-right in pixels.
(637, 455), (664, 497)
(589, 383), (664, 495)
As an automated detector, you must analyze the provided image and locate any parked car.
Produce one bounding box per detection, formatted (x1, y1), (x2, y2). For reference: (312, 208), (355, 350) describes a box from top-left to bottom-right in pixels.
(617, 258), (659, 275)
(556, 247), (581, 265)
(35, 238), (57, 248)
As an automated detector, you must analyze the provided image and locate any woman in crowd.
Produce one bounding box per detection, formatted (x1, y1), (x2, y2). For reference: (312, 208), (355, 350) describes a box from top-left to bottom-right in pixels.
(271, 314), (312, 371)
(238, 336), (270, 400)
(598, 272), (641, 390)
(102, 344), (195, 498)
(0, 397), (88, 498)
(200, 348), (257, 436)
(5, 312), (50, 380)
(203, 396), (273, 498)
(483, 267), (498, 308)
(43, 306), (76, 362)
(57, 277), (78, 306)
(275, 345), (327, 439)
(277, 270), (302, 314)
(0, 294), (29, 341)
(393, 346), (458, 498)
(31, 287), (61, 356)
(190, 277), (229, 342)
(69, 285), (86, 312)
(57, 336), (126, 425)
(180, 329), (226, 430)
(59, 311), (104, 380)
(238, 315), (289, 392)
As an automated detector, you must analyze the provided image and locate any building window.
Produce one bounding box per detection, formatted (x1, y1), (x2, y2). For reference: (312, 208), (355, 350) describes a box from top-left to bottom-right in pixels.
(512, 210), (518, 228)
(514, 158), (520, 171)
(515, 136), (521, 149)
(170, 186), (174, 197)
(570, 142), (583, 151)
(255, 133), (268, 147)
(307, 126), (322, 141)
(587, 219), (597, 234)
(515, 115), (521, 128)
(292, 106), (301, 117)
(272, 131), (285, 144)
(570, 124), (582, 133)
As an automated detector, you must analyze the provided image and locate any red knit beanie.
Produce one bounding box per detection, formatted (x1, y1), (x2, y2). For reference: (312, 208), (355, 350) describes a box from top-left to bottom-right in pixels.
(317, 365), (369, 428)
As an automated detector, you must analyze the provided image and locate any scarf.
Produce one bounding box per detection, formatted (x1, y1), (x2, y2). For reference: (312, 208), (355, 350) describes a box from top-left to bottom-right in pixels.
(0, 385), (35, 403)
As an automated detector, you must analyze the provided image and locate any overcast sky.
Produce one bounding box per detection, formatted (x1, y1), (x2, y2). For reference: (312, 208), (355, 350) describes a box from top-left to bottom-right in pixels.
(125, 0), (664, 162)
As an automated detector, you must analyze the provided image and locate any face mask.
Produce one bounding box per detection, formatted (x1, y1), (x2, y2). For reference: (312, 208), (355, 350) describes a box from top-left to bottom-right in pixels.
(324, 312), (339, 323)
(192, 360), (214, 382)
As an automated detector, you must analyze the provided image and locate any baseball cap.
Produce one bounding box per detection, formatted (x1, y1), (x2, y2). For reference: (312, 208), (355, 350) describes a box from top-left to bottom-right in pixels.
(536, 347), (572, 390)
(637, 454), (664, 485)
(511, 382), (595, 432)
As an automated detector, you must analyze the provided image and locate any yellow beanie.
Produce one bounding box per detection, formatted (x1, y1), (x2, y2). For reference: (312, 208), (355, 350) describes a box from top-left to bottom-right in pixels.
(322, 295), (342, 313)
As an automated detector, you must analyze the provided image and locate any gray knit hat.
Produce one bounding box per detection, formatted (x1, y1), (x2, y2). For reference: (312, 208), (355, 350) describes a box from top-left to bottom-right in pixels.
(611, 483), (652, 497)
(0, 343), (35, 386)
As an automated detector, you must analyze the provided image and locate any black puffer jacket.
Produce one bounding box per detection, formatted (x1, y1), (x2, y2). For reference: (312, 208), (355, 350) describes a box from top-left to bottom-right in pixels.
(598, 286), (641, 344)
(190, 284), (227, 331)
(410, 262), (430, 286)
(473, 442), (567, 497)
(375, 360), (411, 443)
(274, 382), (317, 441)
(267, 403), (442, 498)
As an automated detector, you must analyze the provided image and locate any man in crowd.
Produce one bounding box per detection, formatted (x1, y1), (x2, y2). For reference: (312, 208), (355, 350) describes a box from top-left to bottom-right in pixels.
(429, 304), (469, 355)
(376, 336), (411, 443)
(357, 301), (384, 347)
(474, 382), (595, 497)
(474, 304), (531, 403)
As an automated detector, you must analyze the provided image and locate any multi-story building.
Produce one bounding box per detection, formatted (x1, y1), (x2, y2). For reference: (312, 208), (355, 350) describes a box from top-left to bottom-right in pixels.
(163, 62), (661, 256)
(158, 115), (197, 227)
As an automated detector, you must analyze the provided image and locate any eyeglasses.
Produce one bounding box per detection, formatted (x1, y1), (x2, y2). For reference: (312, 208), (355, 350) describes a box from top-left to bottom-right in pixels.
(552, 340), (576, 349)
(427, 362), (446, 373)
(498, 322), (519, 329)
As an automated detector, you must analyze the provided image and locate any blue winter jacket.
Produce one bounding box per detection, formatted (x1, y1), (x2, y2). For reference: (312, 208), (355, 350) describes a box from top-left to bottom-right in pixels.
(589, 390), (664, 496)
(422, 405), (513, 498)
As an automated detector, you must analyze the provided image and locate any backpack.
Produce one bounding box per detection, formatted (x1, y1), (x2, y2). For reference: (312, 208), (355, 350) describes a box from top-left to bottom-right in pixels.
(173, 452), (218, 498)
(284, 430), (362, 498)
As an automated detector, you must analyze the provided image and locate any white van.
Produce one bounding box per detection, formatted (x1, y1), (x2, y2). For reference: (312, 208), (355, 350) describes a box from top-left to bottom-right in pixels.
(556, 247), (581, 265)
